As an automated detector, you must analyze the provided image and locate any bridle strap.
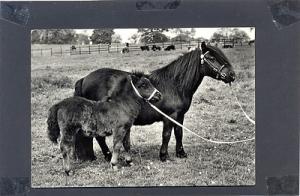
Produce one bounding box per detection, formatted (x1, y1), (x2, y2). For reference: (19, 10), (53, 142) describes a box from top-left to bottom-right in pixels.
(201, 51), (227, 79)
(130, 79), (159, 101)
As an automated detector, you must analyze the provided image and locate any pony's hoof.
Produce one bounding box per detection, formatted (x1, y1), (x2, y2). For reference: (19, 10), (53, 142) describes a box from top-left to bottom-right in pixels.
(159, 153), (169, 162)
(104, 152), (112, 162)
(176, 151), (187, 158)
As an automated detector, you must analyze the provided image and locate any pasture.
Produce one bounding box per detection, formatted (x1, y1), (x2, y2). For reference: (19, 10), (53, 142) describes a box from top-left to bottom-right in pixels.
(31, 46), (255, 187)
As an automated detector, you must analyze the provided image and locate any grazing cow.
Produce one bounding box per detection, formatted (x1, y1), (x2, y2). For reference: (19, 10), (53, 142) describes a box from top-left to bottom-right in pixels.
(140, 46), (150, 51)
(152, 45), (161, 51)
(164, 45), (176, 51)
(223, 45), (233, 48)
(47, 72), (162, 174)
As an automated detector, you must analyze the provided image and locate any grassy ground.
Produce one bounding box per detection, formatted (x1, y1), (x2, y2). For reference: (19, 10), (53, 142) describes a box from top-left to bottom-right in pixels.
(31, 46), (255, 187)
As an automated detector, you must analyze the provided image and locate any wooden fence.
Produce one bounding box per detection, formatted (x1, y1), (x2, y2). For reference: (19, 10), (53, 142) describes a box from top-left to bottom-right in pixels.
(31, 39), (251, 57)
(31, 40), (203, 57)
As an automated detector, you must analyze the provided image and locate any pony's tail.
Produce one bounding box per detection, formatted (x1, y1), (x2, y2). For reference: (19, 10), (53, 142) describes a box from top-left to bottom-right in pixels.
(74, 78), (84, 97)
(47, 104), (60, 144)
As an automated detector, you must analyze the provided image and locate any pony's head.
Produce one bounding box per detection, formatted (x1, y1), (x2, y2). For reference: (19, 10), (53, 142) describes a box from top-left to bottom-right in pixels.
(128, 72), (162, 103)
(200, 42), (235, 83)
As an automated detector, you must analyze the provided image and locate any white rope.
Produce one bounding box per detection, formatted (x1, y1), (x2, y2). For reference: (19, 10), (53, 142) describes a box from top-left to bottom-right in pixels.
(230, 85), (255, 125)
(147, 102), (255, 144)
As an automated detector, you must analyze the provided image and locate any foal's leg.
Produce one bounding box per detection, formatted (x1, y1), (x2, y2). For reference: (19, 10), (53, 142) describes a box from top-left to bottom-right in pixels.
(159, 119), (174, 162)
(60, 134), (75, 176)
(174, 114), (187, 158)
(111, 127), (126, 170)
(123, 129), (133, 165)
(95, 136), (112, 162)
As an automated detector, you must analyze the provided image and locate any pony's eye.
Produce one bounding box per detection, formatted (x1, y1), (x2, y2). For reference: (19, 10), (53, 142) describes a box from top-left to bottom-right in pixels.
(140, 84), (147, 88)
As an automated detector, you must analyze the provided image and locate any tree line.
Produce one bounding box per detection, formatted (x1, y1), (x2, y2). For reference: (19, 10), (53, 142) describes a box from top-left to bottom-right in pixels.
(31, 28), (251, 45)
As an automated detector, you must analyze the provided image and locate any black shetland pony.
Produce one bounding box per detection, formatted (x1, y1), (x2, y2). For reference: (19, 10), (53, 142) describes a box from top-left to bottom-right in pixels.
(74, 42), (235, 162)
(47, 73), (161, 174)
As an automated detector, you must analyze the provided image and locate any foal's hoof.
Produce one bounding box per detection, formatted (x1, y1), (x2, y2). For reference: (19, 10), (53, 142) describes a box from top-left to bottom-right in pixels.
(65, 170), (70, 176)
(110, 163), (119, 171)
(125, 160), (134, 166)
(176, 151), (188, 158)
(104, 152), (112, 162)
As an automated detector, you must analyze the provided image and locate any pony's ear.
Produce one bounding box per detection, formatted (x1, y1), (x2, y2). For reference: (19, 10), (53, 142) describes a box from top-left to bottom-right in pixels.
(201, 41), (208, 53)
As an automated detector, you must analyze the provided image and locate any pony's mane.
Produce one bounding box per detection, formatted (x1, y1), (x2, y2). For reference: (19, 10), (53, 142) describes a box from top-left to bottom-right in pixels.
(150, 48), (203, 92)
(131, 70), (147, 78)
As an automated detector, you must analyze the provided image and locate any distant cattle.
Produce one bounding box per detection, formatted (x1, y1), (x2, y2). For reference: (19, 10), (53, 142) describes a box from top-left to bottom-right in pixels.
(164, 45), (175, 51)
(152, 45), (161, 51)
(121, 43), (130, 54)
(223, 45), (233, 48)
(71, 45), (76, 50)
(140, 46), (150, 51)
(248, 40), (255, 46)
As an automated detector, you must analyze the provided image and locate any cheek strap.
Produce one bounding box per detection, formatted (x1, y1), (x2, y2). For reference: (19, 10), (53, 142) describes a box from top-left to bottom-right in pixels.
(147, 88), (159, 101)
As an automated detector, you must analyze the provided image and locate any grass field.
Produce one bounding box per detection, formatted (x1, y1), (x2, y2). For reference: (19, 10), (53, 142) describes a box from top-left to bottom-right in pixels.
(31, 46), (255, 187)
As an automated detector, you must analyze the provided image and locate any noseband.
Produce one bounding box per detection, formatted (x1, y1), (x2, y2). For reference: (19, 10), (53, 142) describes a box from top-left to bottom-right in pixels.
(201, 51), (227, 80)
(130, 79), (159, 101)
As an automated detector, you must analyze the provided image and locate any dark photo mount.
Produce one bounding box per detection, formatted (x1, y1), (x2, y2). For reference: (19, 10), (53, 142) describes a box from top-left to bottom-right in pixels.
(0, 1), (299, 195)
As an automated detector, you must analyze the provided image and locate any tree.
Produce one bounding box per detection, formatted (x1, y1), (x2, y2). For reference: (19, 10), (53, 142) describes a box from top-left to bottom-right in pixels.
(138, 28), (169, 44)
(75, 34), (90, 45)
(210, 28), (250, 42)
(129, 33), (140, 44)
(31, 29), (76, 44)
(111, 34), (122, 43)
(171, 28), (197, 42)
(90, 29), (114, 44)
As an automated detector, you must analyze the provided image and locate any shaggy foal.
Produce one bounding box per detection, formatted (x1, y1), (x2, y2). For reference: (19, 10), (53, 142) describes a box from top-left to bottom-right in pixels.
(47, 74), (161, 174)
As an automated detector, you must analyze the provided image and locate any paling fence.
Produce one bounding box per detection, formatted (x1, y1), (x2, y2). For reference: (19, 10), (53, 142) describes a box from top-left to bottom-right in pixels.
(31, 40), (252, 57)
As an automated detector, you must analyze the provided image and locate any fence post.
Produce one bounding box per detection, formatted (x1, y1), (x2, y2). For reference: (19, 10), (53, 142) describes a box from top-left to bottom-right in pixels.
(89, 45), (91, 54)
(50, 48), (52, 56)
(108, 44), (110, 53)
(40, 49), (43, 56)
(162, 42), (164, 48)
(117, 44), (118, 53)
(60, 46), (62, 56)
(79, 46), (81, 55)
(70, 47), (72, 55)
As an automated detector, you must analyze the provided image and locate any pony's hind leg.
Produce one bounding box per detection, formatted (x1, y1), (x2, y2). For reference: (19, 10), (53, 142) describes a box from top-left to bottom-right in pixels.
(123, 129), (133, 166)
(95, 136), (112, 162)
(160, 119), (173, 162)
(111, 127), (126, 170)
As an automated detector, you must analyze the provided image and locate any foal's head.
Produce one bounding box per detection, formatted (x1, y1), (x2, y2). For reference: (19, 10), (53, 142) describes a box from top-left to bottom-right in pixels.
(129, 72), (162, 103)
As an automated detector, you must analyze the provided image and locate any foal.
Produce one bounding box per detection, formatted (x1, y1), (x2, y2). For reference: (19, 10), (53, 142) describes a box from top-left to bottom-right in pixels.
(47, 73), (161, 174)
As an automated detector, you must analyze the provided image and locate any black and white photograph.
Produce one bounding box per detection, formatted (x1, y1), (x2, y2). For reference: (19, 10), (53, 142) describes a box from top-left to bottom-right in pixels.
(31, 27), (255, 187)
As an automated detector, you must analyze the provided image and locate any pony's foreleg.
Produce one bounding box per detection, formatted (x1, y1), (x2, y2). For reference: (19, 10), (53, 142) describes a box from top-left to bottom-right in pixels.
(174, 114), (187, 158)
(95, 136), (112, 162)
(111, 128), (126, 170)
(123, 129), (133, 166)
(60, 135), (75, 176)
(159, 119), (173, 162)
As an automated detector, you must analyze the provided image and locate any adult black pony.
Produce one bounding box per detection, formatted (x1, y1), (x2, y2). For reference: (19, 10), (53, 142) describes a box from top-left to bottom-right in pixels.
(74, 42), (236, 162)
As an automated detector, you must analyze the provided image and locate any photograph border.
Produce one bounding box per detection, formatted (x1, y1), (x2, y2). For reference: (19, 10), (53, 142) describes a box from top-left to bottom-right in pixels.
(0, 1), (299, 195)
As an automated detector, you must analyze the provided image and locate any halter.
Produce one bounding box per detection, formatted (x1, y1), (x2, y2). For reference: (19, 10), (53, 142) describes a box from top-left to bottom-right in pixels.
(201, 51), (227, 80)
(130, 79), (159, 101)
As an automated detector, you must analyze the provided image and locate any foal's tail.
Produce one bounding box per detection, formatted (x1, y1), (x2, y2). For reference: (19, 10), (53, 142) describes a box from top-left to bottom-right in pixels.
(47, 104), (60, 144)
(74, 78), (84, 97)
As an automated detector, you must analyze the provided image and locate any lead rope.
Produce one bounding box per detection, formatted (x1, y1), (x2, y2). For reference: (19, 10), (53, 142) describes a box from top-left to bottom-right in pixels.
(229, 84), (255, 125)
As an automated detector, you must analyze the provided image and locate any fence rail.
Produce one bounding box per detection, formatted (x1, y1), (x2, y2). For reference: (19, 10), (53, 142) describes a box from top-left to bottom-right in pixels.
(31, 40), (251, 57)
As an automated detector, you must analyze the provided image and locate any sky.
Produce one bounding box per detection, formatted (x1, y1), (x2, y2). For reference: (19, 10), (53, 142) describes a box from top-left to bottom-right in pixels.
(76, 28), (255, 43)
